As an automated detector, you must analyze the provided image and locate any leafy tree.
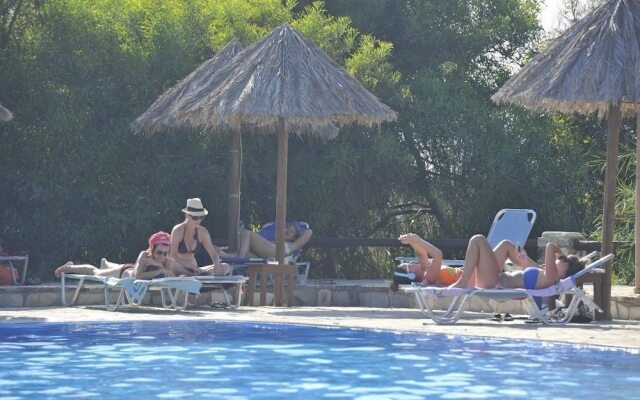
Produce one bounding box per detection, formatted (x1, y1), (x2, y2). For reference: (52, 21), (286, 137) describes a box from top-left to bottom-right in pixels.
(0, 0), (405, 280)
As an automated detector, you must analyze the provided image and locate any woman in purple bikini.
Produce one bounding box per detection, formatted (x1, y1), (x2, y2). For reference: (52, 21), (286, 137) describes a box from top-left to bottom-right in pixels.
(448, 235), (585, 289)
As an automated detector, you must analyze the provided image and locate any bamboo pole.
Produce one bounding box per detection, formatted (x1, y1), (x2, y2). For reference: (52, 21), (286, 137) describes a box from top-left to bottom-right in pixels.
(636, 109), (640, 294)
(600, 103), (620, 320)
(227, 128), (242, 251)
(275, 117), (288, 264)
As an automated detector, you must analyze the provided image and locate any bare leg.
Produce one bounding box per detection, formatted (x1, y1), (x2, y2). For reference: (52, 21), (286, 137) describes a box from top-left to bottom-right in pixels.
(241, 231), (276, 258)
(200, 263), (231, 276)
(492, 240), (517, 268)
(55, 262), (100, 278)
(100, 258), (122, 270)
(493, 240), (536, 269)
(450, 235), (501, 288)
(172, 258), (200, 276)
(236, 229), (253, 258)
(217, 247), (236, 258)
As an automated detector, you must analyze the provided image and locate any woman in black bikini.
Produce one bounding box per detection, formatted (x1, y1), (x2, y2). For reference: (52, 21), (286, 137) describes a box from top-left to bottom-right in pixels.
(170, 198), (231, 276)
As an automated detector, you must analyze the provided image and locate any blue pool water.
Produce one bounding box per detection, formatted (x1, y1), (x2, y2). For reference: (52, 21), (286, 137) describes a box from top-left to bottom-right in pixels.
(0, 320), (638, 399)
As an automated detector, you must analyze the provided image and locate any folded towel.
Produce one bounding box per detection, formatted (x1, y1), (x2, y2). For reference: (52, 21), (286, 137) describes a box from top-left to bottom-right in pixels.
(149, 277), (202, 294)
(104, 277), (202, 303)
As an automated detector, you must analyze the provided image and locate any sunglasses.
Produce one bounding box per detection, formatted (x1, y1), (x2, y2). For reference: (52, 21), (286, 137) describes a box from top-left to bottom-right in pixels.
(190, 215), (204, 221)
(155, 250), (169, 256)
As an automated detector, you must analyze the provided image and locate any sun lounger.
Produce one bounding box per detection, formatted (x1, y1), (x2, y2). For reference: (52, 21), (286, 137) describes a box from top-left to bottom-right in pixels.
(402, 253), (613, 325)
(60, 273), (202, 311)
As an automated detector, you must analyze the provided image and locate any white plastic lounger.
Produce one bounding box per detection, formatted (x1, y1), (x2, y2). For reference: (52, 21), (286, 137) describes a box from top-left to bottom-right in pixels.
(60, 273), (202, 311)
(184, 275), (248, 308)
(402, 253), (613, 325)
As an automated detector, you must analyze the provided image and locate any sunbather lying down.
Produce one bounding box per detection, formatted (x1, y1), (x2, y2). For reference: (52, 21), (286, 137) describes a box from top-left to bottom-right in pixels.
(54, 231), (177, 280)
(391, 233), (465, 292)
(222, 221), (313, 259)
(392, 232), (585, 291)
(449, 234), (585, 290)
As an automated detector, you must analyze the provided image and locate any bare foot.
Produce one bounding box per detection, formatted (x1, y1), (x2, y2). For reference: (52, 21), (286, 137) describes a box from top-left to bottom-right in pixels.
(54, 261), (74, 278)
(217, 248), (236, 258)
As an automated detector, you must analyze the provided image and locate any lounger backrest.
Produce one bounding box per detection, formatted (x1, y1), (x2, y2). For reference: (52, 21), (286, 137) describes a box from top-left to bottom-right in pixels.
(486, 209), (537, 248)
(569, 253), (614, 283)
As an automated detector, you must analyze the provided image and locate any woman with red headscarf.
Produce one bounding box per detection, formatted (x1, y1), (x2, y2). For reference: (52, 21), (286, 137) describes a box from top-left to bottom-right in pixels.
(129, 231), (176, 279)
(54, 231), (176, 279)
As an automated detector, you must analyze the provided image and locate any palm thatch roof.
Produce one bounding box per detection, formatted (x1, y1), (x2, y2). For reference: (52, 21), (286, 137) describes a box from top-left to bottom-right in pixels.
(131, 40), (244, 134)
(0, 102), (13, 122)
(162, 24), (396, 138)
(492, 0), (640, 117)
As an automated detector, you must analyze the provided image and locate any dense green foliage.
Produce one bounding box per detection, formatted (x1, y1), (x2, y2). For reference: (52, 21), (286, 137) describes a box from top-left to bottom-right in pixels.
(1, 0), (629, 282)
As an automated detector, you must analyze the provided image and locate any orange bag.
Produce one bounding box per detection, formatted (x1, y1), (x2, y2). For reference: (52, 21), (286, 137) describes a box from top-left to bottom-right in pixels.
(0, 266), (20, 285)
(438, 266), (462, 285)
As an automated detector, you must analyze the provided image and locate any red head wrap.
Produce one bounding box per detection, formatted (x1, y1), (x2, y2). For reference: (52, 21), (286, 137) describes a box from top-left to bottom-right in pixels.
(147, 231), (171, 252)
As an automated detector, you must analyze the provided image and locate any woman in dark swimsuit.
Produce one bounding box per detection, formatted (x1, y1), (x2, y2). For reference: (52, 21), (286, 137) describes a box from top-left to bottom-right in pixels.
(170, 198), (230, 276)
(448, 235), (585, 289)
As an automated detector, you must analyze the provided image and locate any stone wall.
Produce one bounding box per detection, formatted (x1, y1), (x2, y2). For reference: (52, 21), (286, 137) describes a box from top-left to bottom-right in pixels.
(1, 280), (638, 320)
(2, 231), (639, 320)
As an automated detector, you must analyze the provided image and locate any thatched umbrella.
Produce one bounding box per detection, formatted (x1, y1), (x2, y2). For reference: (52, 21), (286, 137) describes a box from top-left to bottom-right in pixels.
(166, 24), (396, 263)
(492, 0), (640, 317)
(0, 102), (13, 122)
(131, 40), (245, 250)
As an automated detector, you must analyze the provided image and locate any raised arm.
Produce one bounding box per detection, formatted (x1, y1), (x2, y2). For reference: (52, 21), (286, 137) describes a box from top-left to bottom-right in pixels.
(399, 233), (443, 266)
(289, 229), (313, 253)
(133, 252), (173, 280)
(543, 242), (564, 284)
(199, 227), (222, 267)
(169, 225), (181, 259)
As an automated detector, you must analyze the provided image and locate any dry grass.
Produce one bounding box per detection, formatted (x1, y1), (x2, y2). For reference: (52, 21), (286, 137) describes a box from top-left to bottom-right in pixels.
(131, 40), (244, 134)
(492, 0), (640, 117)
(132, 24), (396, 137)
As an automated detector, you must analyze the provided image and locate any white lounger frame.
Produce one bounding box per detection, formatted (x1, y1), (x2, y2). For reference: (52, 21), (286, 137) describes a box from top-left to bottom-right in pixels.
(61, 273), (190, 311)
(403, 253), (613, 325)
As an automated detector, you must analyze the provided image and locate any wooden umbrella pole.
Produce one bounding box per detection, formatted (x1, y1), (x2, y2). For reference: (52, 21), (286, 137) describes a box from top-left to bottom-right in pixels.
(227, 128), (242, 251)
(275, 117), (288, 264)
(600, 103), (621, 319)
(636, 110), (640, 294)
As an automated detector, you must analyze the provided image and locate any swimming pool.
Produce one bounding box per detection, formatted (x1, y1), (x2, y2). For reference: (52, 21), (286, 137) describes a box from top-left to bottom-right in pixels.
(0, 320), (638, 399)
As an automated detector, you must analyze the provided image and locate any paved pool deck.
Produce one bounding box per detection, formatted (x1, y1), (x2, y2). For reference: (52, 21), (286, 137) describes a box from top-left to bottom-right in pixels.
(2, 306), (639, 350)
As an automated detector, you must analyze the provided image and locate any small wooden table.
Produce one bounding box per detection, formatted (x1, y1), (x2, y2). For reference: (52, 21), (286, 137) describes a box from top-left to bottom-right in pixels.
(246, 264), (297, 306)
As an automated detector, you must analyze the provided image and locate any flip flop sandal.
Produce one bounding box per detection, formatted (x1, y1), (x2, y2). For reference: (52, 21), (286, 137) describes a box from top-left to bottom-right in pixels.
(503, 313), (514, 321)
